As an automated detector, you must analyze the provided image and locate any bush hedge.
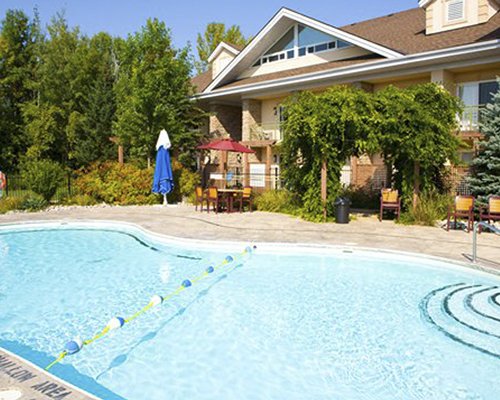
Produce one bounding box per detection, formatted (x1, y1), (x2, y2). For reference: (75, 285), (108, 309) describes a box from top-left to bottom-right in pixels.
(20, 159), (65, 201)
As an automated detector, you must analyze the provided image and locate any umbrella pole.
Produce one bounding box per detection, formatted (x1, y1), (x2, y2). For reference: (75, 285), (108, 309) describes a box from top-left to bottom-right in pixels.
(163, 194), (168, 206)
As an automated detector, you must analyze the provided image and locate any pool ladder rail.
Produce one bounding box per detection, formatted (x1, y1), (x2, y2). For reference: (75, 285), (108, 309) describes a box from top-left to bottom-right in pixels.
(45, 245), (256, 371)
(472, 222), (500, 264)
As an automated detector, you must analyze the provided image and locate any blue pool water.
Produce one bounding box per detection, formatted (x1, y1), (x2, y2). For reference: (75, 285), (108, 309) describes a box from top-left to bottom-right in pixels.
(0, 224), (499, 399)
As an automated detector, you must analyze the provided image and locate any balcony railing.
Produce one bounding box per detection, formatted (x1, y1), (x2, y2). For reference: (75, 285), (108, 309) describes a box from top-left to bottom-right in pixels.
(249, 123), (283, 142)
(459, 105), (485, 132)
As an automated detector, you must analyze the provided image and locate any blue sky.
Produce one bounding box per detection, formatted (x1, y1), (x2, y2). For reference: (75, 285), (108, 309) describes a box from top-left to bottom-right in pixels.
(1, 0), (417, 52)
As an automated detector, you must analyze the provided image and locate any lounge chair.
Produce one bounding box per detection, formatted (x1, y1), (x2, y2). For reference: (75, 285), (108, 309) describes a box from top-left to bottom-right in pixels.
(479, 196), (500, 232)
(238, 186), (253, 212)
(447, 195), (475, 232)
(379, 189), (401, 221)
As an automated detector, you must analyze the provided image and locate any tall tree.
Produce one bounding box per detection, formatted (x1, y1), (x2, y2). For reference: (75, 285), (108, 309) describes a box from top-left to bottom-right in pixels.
(374, 83), (462, 208)
(195, 22), (248, 73)
(73, 32), (117, 165)
(281, 86), (377, 221)
(467, 81), (500, 204)
(0, 9), (40, 172)
(22, 13), (83, 166)
(114, 18), (206, 169)
(22, 15), (117, 169)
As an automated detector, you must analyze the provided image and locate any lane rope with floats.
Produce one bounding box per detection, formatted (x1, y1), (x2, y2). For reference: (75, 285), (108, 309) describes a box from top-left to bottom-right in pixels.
(45, 245), (256, 371)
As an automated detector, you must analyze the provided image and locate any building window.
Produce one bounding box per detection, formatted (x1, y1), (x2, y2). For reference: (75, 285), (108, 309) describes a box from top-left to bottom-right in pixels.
(457, 80), (499, 131)
(446, 0), (465, 22)
(253, 23), (352, 66)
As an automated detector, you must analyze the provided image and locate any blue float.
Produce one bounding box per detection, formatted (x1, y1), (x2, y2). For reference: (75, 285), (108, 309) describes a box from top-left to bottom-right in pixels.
(64, 339), (83, 355)
(225, 256), (234, 263)
(182, 279), (192, 288)
(206, 266), (214, 274)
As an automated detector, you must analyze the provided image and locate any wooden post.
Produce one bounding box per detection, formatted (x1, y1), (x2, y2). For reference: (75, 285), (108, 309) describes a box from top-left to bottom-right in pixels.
(413, 161), (420, 210)
(109, 136), (124, 165)
(321, 159), (327, 221)
(265, 145), (272, 190)
(244, 153), (250, 187)
(118, 145), (124, 165)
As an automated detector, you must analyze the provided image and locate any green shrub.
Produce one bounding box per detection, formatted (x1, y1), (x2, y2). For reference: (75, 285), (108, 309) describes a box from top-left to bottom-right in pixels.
(399, 190), (453, 226)
(20, 159), (65, 201)
(64, 194), (97, 206)
(20, 193), (48, 211)
(254, 189), (298, 214)
(0, 196), (26, 214)
(74, 161), (161, 205)
(179, 168), (201, 204)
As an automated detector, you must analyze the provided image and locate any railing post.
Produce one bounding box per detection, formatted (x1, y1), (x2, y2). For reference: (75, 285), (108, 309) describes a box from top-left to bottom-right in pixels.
(472, 222), (478, 263)
(472, 221), (500, 264)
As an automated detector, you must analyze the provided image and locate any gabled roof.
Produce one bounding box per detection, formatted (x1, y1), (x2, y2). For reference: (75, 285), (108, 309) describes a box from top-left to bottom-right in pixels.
(191, 68), (213, 93)
(203, 7), (403, 93)
(192, 6), (500, 96)
(341, 8), (500, 55)
(207, 42), (241, 63)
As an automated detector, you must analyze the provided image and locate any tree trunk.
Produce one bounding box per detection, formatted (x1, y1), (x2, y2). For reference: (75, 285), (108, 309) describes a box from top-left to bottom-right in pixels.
(413, 161), (420, 210)
(321, 159), (327, 221)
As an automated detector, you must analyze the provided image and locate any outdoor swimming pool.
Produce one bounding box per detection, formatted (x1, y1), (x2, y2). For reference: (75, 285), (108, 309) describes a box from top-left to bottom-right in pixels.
(0, 223), (499, 399)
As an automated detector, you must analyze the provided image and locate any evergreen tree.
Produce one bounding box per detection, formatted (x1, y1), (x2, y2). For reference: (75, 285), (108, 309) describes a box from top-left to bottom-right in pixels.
(0, 9), (40, 171)
(467, 82), (500, 203)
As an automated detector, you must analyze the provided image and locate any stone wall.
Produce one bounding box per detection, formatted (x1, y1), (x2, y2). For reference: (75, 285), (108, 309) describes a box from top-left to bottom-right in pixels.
(209, 104), (242, 140)
(242, 99), (262, 141)
(352, 154), (388, 191)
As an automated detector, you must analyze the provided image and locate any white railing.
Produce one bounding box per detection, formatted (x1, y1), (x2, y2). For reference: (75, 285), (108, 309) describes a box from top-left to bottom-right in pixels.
(249, 123), (283, 142)
(472, 221), (500, 263)
(459, 105), (484, 132)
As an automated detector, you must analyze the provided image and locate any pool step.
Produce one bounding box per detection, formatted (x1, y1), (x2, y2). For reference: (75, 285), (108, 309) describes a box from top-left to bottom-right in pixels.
(420, 283), (500, 359)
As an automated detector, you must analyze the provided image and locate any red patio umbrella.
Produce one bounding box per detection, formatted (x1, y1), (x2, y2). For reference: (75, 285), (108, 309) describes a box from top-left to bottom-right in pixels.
(197, 138), (255, 153)
(197, 139), (255, 188)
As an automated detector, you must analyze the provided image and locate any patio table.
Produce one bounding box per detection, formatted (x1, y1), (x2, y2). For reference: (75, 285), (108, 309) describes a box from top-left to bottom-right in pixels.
(218, 189), (244, 213)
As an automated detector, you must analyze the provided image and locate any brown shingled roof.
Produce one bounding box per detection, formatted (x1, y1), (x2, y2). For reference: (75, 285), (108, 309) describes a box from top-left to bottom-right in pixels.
(217, 55), (383, 90)
(341, 7), (500, 55)
(191, 69), (213, 93)
(194, 7), (500, 94)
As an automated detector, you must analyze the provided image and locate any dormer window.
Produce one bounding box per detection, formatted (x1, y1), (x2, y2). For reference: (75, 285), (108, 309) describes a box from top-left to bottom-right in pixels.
(446, 0), (465, 22)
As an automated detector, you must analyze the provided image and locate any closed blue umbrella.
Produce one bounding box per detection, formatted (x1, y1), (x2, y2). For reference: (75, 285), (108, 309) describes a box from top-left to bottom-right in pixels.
(152, 129), (174, 205)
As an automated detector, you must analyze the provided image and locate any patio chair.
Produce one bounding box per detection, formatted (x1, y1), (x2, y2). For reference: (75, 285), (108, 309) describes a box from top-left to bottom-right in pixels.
(206, 187), (228, 214)
(194, 187), (206, 212)
(447, 195), (475, 232)
(238, 186), (253, 212)
(479, 196), (500, 232)
(379, 189), (401, 221)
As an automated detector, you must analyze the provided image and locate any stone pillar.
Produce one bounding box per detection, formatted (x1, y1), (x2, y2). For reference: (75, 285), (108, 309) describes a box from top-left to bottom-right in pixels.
(242, 99), (262, 142)
(431, 69), (456, 95)
(209, 103), (242, 140)
(243, 153), (250, 187)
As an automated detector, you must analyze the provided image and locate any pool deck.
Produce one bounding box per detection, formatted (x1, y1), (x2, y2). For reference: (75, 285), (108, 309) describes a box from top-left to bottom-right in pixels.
(0, 348), (96, 399)
(0, 204), (499, 272)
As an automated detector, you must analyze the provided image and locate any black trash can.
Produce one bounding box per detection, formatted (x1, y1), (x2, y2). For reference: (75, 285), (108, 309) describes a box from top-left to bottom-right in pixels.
(334, 197), (351, 224)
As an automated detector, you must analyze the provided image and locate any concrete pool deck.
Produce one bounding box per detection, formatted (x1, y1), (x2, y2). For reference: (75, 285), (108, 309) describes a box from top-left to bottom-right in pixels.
(0, 204), (499, 272)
